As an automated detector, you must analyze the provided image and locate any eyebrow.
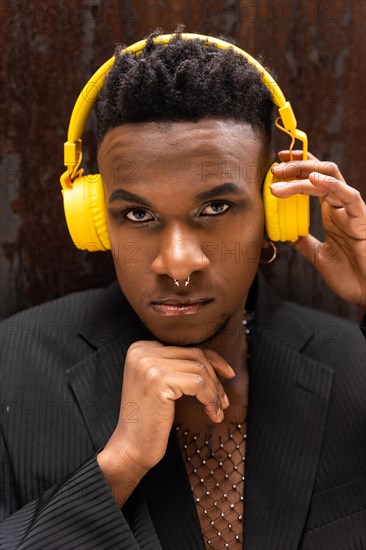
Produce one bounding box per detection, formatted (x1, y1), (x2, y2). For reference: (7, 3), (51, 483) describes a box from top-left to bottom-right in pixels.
(194, 182), (244, 201)
(108, 189), (153, 207)
(108, 182), (244, 207)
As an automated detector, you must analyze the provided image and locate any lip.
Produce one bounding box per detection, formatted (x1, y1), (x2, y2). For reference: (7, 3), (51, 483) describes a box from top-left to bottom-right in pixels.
(151, 297), (212, 305)
(150, 297), (213, 316)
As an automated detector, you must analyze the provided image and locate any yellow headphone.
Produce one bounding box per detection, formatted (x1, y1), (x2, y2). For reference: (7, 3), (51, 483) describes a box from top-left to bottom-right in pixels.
(60, 33), (309, 251)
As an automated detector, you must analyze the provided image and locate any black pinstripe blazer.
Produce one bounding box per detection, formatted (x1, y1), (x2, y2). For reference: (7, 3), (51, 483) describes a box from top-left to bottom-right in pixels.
(1, 274), (365, 549)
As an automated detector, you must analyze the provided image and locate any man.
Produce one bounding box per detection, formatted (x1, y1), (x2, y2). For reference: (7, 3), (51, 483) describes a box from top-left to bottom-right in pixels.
(1, 31), (365, 549)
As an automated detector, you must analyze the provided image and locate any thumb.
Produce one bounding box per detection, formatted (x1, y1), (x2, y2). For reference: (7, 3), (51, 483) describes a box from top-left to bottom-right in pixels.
(289, 234), (323, 268)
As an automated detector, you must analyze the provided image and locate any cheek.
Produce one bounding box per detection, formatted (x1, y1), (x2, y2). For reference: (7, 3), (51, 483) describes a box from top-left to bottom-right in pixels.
(212, 210), (264, 268)
(107, 218), (151, 271)
(110, 241), (143, 271)
(107, 234), (163, 316)
(108, 243), (149, 314)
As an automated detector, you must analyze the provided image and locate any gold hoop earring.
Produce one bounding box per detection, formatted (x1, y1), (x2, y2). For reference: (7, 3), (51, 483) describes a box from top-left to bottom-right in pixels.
(260, 241), (277, 264)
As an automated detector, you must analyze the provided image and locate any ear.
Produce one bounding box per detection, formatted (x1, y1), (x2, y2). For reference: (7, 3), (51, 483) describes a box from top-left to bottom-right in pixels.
(261, 240), (272, 249)
(261, 231), (271, 249)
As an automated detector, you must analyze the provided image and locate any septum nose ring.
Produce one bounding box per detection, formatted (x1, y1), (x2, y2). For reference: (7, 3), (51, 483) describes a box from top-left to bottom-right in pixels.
(173, 276), (190, 287)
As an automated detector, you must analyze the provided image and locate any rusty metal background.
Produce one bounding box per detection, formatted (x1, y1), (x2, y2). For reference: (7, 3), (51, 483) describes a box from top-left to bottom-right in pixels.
(1, 0), (365, 321)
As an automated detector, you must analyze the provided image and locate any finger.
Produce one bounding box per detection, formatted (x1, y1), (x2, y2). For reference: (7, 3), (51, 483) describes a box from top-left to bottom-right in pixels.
(185, 349), (232, 408)
(289, 234), (322, 267)
(158, 371), (225, 423)
(161, 357), (230, 409)
(156, 345), (235, 379)
(269, 178), (343, 206)
(200, 347), (236, 379)
(190, 358), (230, 409)
(272, 160), (345, 182)
(309, 172), (366, 218)
(278, 150), (320, 162)
(129, 340), (165, 352)
(137, 347), (231, 409)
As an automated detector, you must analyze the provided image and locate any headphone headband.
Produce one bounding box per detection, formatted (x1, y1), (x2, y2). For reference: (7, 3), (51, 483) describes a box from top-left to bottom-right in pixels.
(60, 32), (310, 249)
(61, 33), (307, 189)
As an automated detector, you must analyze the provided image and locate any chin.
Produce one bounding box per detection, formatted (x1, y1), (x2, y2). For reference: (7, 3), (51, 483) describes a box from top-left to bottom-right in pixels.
(155, 334), (209, 347)
(147, 327), (208, 347)
(144, 313), (230, 348)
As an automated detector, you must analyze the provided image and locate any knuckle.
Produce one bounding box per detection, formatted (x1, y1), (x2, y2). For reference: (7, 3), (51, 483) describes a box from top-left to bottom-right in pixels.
(325, 161), (338, 175)
(205, 402), (216, 414)
(144, 365), (161, 384)
(190, 347), (205, 360)
(351, 188), (361, 201)
(129, 341), (140, 351)
(292, 161), (302, 174)
(195, 375), (205, 387)
(127, 344), (142, 362)
(136, 354), (151, 370)
(157, 387), (181, 401)
(195, 361), (207, 376)
(218, 384), (226, 397)
(128, 341), (156, 358)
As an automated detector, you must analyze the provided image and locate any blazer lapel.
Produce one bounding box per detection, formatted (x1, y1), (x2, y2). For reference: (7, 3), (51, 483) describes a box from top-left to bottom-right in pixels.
(66, 283), (163, 549)
(67, 335), (166, 550)
(243, 276), (334, 550)
(141, 428), (206, 550)
(66, 282), (149, 450)
(67, 334), (134, 450)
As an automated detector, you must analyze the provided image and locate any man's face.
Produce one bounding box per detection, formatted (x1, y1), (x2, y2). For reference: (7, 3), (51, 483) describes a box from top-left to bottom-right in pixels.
(98, 119), (267, 346)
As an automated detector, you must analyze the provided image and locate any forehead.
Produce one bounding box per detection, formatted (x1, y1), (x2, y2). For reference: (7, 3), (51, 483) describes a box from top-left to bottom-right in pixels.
(98, 119), (264, 186)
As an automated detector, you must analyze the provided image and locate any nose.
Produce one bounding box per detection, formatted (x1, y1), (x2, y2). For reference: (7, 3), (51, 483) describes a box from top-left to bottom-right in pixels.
(150, 223), (210, 281)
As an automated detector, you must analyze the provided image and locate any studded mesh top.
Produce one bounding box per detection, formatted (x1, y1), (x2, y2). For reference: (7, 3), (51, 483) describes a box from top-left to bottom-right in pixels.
(174, 309), (253, 548)
(175, 420), (247, 548)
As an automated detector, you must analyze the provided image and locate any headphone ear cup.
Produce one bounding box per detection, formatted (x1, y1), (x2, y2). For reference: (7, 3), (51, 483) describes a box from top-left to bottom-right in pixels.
(263, 162), (310, 242)
(62, 174), (111, 251)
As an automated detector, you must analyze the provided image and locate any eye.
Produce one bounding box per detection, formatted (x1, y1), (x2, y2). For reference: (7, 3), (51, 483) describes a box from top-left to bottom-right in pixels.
(201, 201), (231, 216)
(125, 208), (155, 222)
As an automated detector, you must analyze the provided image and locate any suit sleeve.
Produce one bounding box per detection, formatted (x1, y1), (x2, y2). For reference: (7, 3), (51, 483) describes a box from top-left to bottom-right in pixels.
(0, 436), (140, 550)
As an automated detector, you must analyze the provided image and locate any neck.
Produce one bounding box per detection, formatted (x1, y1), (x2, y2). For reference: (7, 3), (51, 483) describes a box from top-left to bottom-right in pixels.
(174, 306), (253, 431)
(211, 324), (249, 406)
(207, 302), (252, 373)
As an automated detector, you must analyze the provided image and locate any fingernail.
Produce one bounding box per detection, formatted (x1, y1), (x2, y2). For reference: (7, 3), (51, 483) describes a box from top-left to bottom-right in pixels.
(270, 182), (286, 189)
(227, 365), (236, 376)
(222, 393), (230, 407)
(217, 407), (223, 418)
